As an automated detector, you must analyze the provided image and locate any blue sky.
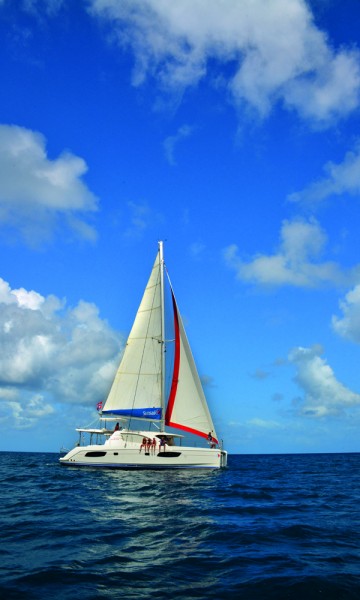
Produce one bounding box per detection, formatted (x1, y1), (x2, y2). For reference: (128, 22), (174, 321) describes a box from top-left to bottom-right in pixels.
(1, 0), (360, 454)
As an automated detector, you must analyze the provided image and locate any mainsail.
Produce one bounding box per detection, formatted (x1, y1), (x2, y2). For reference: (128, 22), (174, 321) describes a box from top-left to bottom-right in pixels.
(102, 252), (162, 420)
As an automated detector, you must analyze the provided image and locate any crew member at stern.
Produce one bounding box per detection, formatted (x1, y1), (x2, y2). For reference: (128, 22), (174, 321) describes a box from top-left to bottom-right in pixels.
(207, 432), (216, 449)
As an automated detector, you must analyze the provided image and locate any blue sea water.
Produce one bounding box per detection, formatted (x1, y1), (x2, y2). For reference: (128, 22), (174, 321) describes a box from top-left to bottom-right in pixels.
(1, 453), (360, 599)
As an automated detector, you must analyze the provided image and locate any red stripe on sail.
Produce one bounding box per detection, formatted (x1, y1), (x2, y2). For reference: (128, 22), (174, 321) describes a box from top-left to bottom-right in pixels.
(165, 290), (180, 424)
(165, 420), (219, 445)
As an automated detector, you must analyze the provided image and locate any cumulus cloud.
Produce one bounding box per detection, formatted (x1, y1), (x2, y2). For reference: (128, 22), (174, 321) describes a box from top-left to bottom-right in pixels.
(289, 141), (360, 204)
(332, 284), (360, 343)
(224, 218), (359, 288)
(289, 345), (360, 418)
(0, 277), (122, 429)
(0, 394), (55, 430)
(89, 0), (360, 124)
(0, 124), (98, 245)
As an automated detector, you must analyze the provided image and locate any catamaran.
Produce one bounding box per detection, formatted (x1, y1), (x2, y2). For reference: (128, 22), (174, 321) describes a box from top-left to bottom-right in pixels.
(60, 242), (227, 469)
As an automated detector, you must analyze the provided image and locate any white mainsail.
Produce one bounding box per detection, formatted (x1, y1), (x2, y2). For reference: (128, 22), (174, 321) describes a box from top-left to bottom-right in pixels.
(102, 252), (162, 420)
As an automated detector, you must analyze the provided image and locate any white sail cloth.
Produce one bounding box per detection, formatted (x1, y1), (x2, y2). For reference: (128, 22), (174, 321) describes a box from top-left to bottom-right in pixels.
(102, 253), (162, 419)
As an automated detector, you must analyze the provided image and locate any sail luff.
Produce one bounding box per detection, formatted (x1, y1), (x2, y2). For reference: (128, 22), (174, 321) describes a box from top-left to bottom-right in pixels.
(164, 289), (180, 422)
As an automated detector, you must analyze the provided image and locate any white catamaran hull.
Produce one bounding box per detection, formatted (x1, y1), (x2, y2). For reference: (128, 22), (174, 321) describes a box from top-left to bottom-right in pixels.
(60, 445), (227, 469)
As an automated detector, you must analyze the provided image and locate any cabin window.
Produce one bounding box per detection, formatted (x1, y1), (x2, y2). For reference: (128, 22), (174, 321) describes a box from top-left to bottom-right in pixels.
(157, 452), (181, 458)
(85, 451), (107, 457)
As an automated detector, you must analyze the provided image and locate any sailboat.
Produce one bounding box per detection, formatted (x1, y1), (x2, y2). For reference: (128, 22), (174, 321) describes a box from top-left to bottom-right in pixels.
(60, 242), (227, 469)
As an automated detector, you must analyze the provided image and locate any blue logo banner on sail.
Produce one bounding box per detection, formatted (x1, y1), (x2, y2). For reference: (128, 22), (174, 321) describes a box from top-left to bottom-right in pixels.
(102, 408), (162, 420)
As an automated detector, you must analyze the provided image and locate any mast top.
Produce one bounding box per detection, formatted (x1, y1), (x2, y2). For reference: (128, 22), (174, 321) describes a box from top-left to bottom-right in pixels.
(158, 240), (164, 263)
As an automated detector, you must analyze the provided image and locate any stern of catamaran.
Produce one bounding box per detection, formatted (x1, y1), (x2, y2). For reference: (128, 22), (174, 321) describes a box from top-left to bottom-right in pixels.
(220, 450), (228, 468)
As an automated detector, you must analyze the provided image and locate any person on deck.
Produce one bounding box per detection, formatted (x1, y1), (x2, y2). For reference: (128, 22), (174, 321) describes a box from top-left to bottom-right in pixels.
(207, 432), (216, 448)
(139, 437), (147, 453)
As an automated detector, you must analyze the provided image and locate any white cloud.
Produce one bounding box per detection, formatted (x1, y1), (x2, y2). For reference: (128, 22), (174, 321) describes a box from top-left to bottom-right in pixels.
(163, 124), (193, 165)
(224, 217), (359, 288)
(247, 417), (281, 429)
(0, 277), (122, 429)
(189, 241), (206, 259)
(123, 200), (164, 239)
(0, 394), (55, 430)
(332, 284), (360, 343)
(123, 201), (152, 238)
(0, 124), (98, 245)
(289, 345), (360, 418)
(18, 0), (65, 16)
(0, 278), (44, 309)
(89, 0), (360, 123)
(289, 141), (360, 204)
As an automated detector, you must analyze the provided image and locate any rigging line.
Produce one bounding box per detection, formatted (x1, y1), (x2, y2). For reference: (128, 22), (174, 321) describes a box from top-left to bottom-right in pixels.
(83, 416), (102, 429)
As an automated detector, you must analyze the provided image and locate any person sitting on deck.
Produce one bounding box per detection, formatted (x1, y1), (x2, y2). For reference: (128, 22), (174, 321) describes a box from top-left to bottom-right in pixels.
(146, 438), (152, 453)
(151, 438), (157, 454)
(159, 436), (166, 452)
(139, 437), (147, 453)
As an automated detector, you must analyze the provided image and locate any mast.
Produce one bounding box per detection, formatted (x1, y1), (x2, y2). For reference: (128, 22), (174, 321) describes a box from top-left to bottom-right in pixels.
(159, 240), (166, 432)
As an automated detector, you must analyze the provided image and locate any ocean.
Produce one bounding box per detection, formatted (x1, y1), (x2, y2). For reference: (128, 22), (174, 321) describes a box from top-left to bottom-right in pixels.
(1, 452), (360, 599)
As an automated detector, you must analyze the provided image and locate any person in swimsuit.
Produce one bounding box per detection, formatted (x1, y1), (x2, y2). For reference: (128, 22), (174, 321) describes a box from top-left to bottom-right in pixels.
(151, 438), (157, 454)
